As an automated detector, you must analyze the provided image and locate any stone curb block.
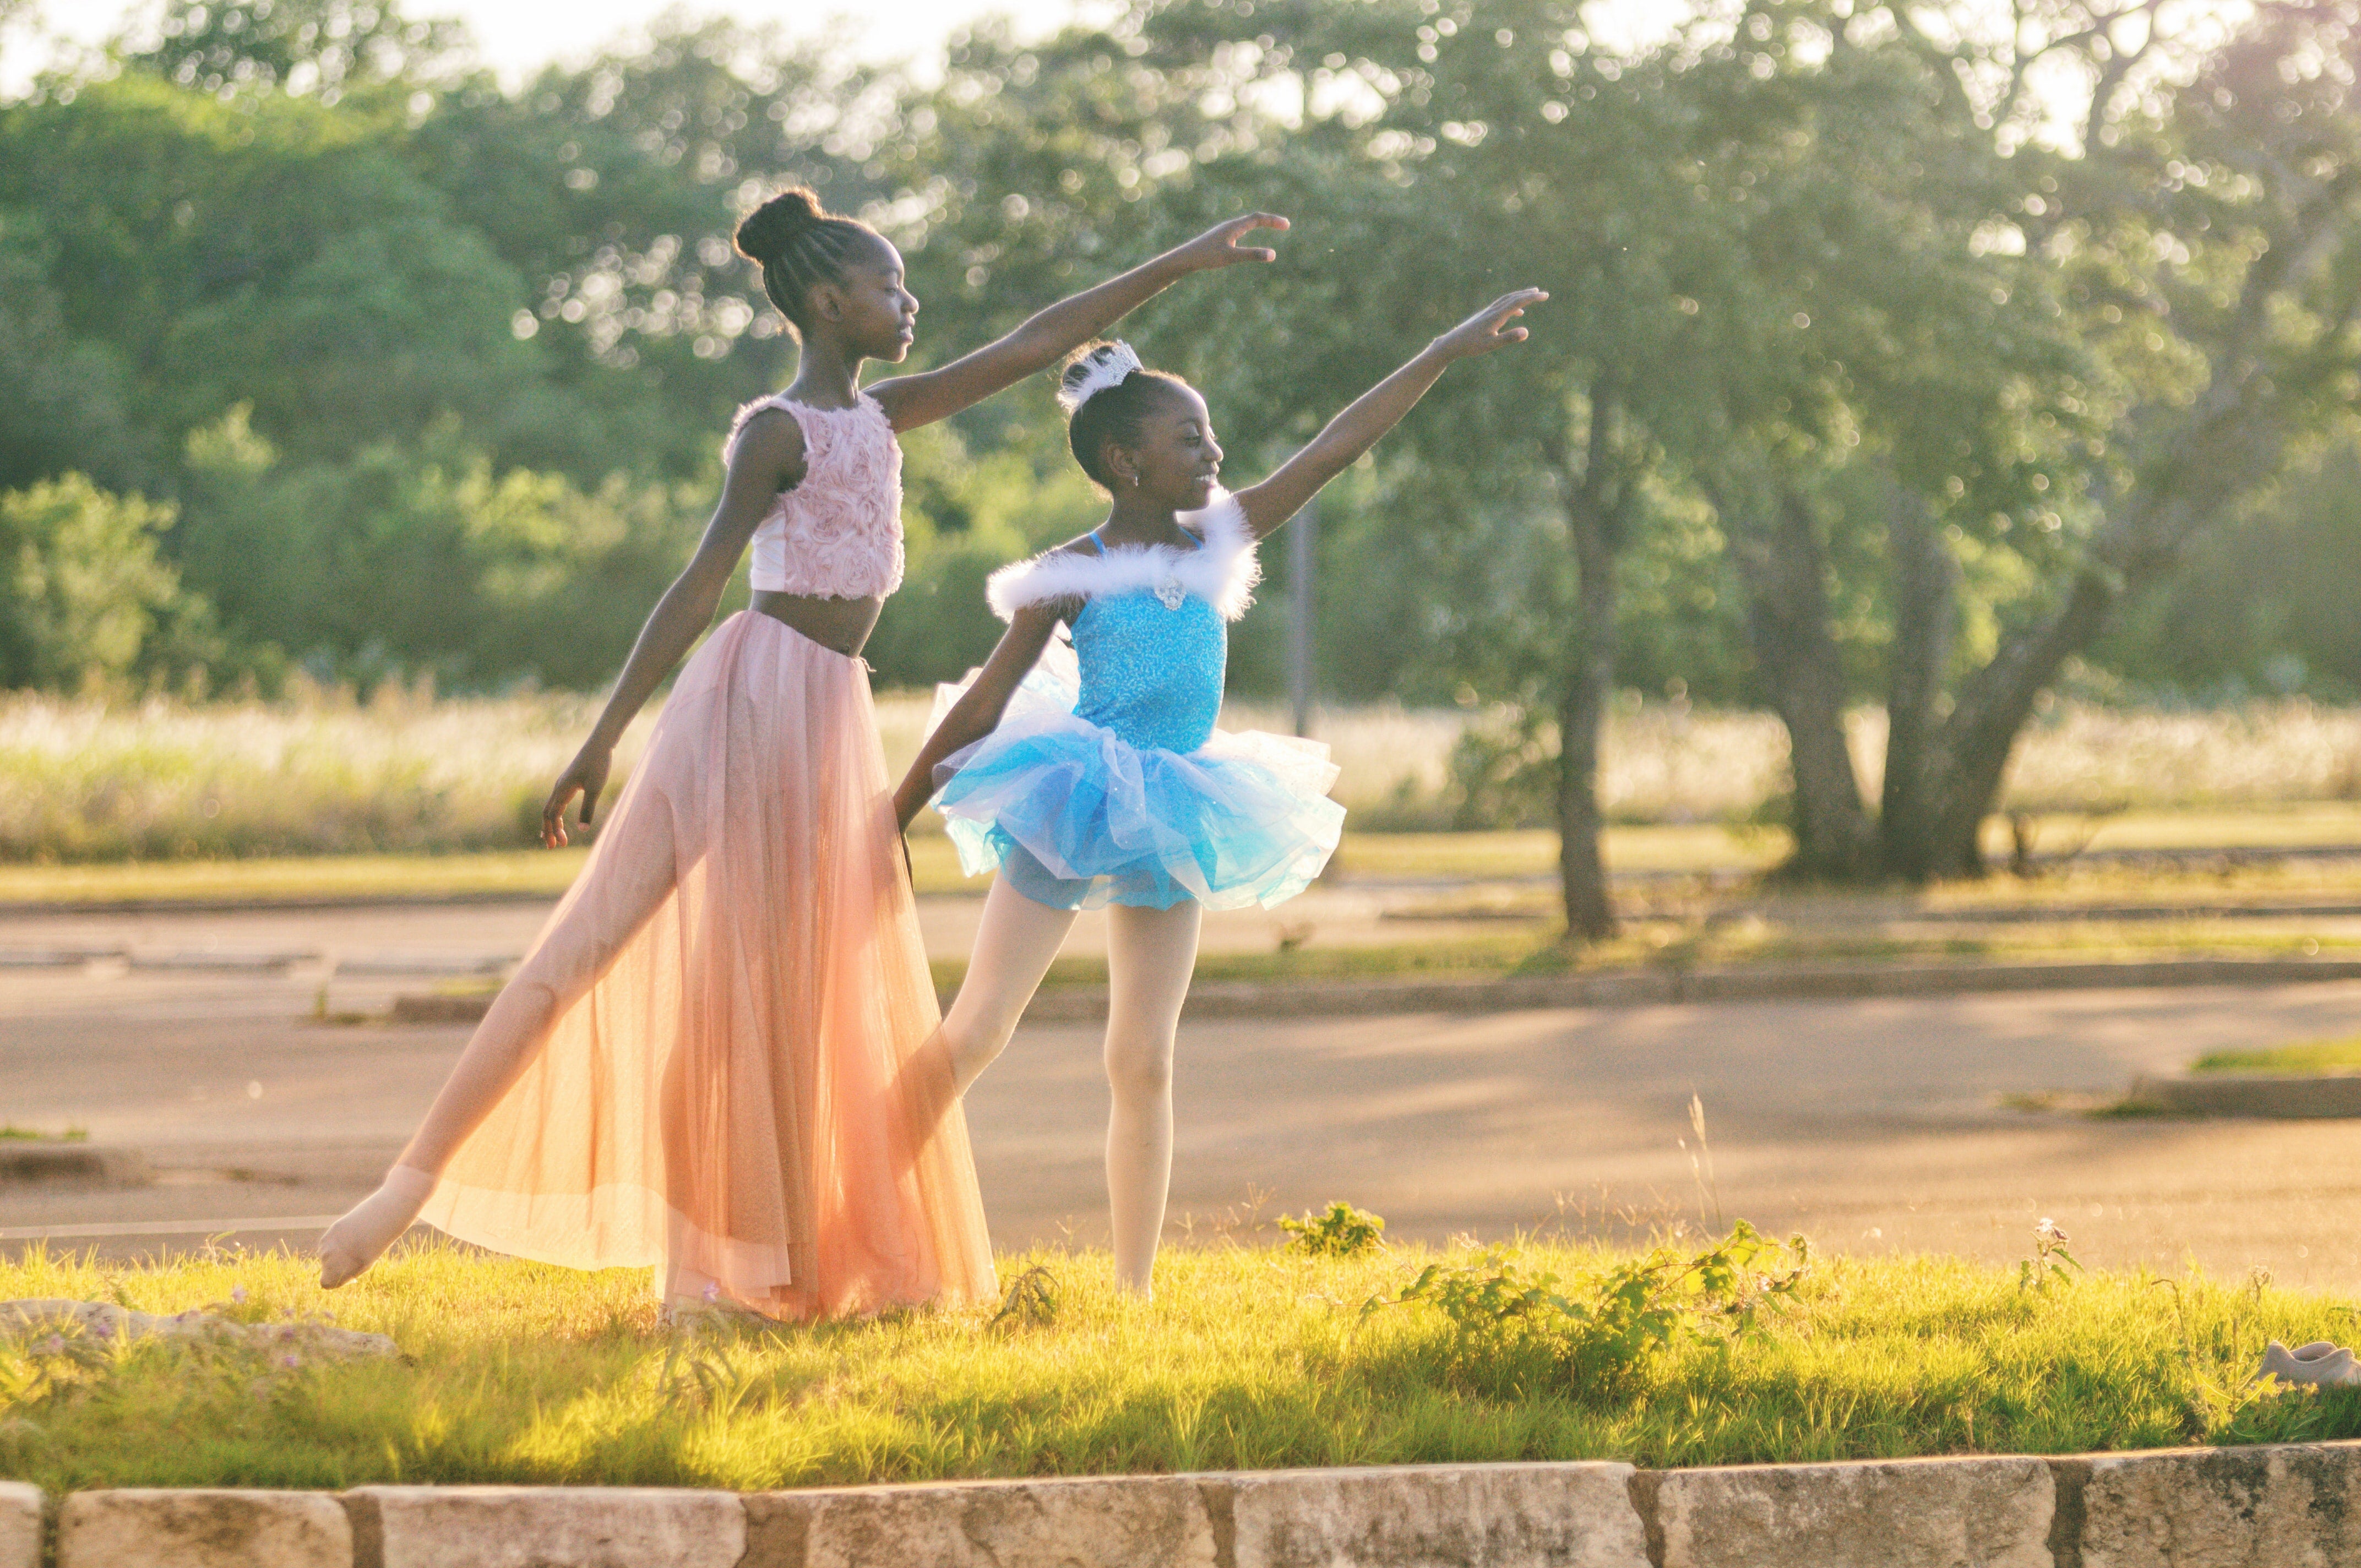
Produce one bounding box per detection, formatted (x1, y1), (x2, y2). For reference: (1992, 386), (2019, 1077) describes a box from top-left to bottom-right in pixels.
(0, 1483), (38, 1568)
(58, 1489), (352, 1568)
(1652, 1454), (2056, 1567)
(2076, 1441), (2361, 1566)
(1223, 1462), (1650, 1567)
(14, 1439), (2361, 1565)
(345, 1486), (746, 1568)
(746, 1474), (1216, 1567)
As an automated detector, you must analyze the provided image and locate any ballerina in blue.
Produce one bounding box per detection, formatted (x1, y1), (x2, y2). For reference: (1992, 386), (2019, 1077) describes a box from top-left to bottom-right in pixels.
(895, 285), (1544, 1295)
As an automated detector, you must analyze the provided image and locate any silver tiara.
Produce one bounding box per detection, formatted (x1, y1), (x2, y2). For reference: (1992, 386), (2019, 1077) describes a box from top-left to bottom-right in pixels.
(1056, 341), (1143, 413)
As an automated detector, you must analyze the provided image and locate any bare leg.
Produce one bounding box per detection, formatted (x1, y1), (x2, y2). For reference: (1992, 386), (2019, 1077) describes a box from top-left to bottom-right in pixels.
(1101, 899), (1201, 1298)
(317, 799), (681, 1288)
(938, 873), (1079, 1096)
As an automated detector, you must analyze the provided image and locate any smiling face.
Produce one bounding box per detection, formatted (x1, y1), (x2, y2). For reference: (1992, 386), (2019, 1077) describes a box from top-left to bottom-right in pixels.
(1100, 383), (1223, 511)
(811, 233), (919, 362)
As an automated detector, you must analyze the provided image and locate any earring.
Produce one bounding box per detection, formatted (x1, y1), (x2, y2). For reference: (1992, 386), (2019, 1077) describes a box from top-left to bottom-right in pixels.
(1129, 473), (1141, 487)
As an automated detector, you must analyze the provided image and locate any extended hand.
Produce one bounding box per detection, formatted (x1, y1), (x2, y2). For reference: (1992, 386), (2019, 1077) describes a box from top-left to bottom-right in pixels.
(1174, 213), (1290, 270)
(541, 743), (614, 848)
(1431, 288), (1548, 361)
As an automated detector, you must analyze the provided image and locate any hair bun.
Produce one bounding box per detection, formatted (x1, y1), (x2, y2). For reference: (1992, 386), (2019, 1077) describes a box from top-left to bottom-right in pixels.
(736, 188), (826, 263)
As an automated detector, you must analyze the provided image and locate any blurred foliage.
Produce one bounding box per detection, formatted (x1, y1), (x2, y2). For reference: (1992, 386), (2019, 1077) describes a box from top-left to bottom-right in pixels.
(0, 475), (213, 692)
(0, 0), (2351, 784)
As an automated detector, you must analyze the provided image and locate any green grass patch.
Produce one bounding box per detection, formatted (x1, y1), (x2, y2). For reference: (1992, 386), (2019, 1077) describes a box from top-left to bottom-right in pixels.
(0, 833), (1570, 907)
(915, 921), (2361, 997)
(929, 925), (1575, 995)
(0, 850), (595, 908)
(2192, 1037), (2361, 1076)
(4, 1231), (2360, 1491)
(0, 1125), (86, 1142)
(18, 809), (2361, 913)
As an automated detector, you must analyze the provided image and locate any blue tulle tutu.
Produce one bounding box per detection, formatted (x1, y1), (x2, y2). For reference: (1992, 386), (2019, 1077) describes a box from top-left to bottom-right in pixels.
(931, 640), (1344, 911)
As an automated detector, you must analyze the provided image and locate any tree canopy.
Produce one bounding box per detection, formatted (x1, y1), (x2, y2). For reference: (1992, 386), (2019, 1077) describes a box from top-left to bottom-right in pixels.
(4, 0), (2357, 890)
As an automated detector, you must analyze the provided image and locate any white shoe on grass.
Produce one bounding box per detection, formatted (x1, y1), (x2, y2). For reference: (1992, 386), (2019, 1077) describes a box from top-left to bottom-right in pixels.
(2259, 1339), (2361, 1387)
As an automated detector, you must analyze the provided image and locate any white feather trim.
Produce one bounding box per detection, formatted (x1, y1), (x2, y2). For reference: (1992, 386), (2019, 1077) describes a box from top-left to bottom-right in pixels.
(986, 494), (1260, 623)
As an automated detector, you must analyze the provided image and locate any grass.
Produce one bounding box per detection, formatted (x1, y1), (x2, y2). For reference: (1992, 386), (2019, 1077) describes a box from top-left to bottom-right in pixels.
(0, 834), (1542, 907)
(907, 921), (2359, 997)
(2192, 1037), (2361, 1076)
(0, 683), (651, 864)
(0, 1126), (86, 1142)
(21, 809), (2361, 911)
(0, 849), (597, 907)
(3, 1233), (2360, 1493)
(11, 685), (2361, 866)
(0, 829), (1766, 908)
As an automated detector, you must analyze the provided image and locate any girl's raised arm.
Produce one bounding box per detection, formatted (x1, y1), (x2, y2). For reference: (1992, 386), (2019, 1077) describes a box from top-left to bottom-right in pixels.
(892, 603), (1068, 830)
(867, 215), (1290, 434)
(1235, 288), (1546, 541)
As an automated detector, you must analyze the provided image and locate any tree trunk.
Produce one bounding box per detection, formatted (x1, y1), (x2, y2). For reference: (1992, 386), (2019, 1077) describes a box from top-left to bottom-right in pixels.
(1914, 565), (2119, 878)
(1726, 484), (1880, 881)
(1548, 403), (1623, 943)
(1878, 482), (1958, 881)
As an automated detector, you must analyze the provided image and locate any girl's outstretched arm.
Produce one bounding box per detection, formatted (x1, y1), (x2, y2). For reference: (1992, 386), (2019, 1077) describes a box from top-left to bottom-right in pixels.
(893, 602), (1069, 830)
(868, 215), (1290, 433)
(540, 413), (806, 846)
(1235, 288), (1546, 540)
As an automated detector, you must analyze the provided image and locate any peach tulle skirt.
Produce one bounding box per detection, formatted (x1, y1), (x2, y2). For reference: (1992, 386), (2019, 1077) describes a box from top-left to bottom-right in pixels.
(417, 612), (997, 1319)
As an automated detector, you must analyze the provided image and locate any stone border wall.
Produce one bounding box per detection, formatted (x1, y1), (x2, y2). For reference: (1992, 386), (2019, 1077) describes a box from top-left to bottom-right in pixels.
(9, 1441), (2361, 1566)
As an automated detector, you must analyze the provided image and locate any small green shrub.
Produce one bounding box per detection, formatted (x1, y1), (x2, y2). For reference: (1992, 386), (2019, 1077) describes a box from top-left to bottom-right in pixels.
(1279, 1202), (1388, 1258)
(1366, 1222), (1808, 1399)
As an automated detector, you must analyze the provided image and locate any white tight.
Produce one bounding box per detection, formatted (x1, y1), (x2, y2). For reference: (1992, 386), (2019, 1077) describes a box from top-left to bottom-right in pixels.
(319, 807), (682, 1289)
(942, 874), (1202, 1297)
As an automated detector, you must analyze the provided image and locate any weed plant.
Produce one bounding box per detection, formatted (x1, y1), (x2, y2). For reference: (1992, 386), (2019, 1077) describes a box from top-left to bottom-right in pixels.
(5, 1231), (2361, 1493)
(1279, 1202), (1387, 1257)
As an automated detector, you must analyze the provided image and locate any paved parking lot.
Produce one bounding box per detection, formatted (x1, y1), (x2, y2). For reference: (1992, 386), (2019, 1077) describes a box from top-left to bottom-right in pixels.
(6, 901), (2361, 1293)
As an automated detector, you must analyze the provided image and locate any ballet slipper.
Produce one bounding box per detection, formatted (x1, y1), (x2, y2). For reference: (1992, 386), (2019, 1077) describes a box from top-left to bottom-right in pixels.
(2259, 1339), (2361, 1387)
(316, 1166), (437, 1289)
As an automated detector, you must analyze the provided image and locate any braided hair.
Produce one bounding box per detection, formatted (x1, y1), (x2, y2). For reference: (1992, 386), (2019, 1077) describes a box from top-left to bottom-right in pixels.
(734, 187), (880, 343)
(1059, 342), (1193, 490)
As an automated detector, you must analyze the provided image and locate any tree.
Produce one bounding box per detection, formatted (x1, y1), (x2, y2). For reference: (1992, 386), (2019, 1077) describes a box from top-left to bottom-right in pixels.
(399, 18), (911, 481)
(125, 0), (467, 101)
(1660, 1), (2086, 880)
(0, 209), (141, 492)
(0, 74), (540, 469)
(1132, 0), (1810, 936)
(1778, 0), (2361, 880)
(0, 475), (207, 690)
(1881, 0), (2361, 878)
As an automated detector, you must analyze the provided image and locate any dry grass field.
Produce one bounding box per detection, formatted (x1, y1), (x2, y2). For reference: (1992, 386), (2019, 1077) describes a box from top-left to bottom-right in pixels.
(6, 683), (2360, 863)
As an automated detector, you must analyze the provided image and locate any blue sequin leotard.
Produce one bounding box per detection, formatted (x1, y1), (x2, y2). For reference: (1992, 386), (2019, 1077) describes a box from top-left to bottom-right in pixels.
(929, 497), (1345, 910)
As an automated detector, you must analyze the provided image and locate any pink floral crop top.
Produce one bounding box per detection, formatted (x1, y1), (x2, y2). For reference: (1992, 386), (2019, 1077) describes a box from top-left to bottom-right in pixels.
(728, 392), (905, 600)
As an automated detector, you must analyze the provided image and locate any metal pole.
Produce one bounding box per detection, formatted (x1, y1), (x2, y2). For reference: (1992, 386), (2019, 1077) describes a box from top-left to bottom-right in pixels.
(1289, 496), (1317, 738)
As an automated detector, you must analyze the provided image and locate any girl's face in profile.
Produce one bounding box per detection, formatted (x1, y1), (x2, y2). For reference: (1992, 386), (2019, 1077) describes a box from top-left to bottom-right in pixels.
(822, 235), (920, 362)
(1107, 383), (1223, 511)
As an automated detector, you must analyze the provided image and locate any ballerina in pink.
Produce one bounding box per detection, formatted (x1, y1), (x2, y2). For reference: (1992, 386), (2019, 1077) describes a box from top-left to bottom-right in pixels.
(314, 187), (1291, 1318)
